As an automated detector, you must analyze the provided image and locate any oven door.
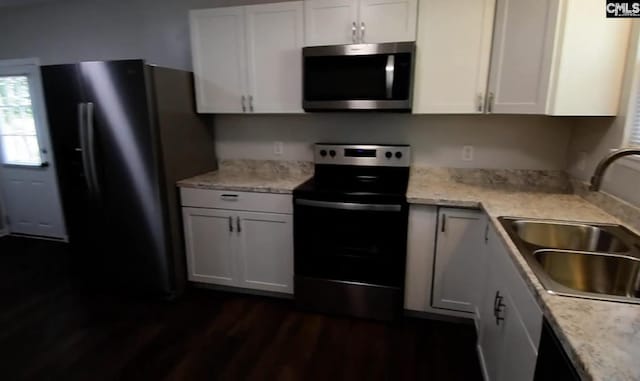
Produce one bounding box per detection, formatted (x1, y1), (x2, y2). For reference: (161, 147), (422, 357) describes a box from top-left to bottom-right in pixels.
(294, 198), (408, 287)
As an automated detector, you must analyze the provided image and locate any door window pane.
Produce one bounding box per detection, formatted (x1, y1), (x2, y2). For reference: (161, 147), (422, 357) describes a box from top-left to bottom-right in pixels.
(0, 75), (42, 165)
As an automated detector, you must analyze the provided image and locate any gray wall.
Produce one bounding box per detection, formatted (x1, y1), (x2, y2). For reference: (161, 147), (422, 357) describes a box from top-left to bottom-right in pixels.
(0, 0), (575, 170)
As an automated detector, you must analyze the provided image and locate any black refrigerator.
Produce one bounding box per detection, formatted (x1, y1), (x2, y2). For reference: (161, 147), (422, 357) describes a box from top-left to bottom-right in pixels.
(41, 60), (216, 298)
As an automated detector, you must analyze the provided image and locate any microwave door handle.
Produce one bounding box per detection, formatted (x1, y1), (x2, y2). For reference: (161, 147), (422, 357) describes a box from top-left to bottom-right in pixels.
(385, 55), (395, 99)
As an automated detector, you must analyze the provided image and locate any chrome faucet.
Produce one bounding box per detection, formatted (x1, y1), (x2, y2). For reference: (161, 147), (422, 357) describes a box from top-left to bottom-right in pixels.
(589, 148), (640, 191)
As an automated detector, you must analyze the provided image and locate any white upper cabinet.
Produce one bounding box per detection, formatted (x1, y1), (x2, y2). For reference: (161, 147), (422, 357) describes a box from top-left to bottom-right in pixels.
(304, 0), (358, 45)
(487, 0), (557, 114)
(545, 0), (631, 116)
(303, 0), (417, 46)
(190, 2), (304, 114)
(487, 0), (631, 115)
(358, 0), (418, 43)
(190, 7), (247, 113)
(413, 0), (496, 114)
(246, 2), (304, 113)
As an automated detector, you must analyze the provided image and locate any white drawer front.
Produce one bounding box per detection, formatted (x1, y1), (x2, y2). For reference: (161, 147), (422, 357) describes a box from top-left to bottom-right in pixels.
(180, 188), (293, 214)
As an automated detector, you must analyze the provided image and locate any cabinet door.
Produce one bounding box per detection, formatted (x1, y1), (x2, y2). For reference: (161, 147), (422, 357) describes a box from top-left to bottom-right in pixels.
(487, 0), (558, 114)
(413, 0), (495, 114)
(358, 0), (417, 43)
(432, 208), (485, 313)
(477, 229), (506, 381)
(304, 0), (359, 46)
(236, 211), (294, 294)
(404, 205), (438, 311)
(498, 291), (538, 381)
(189, 7), (248, 113)
(245, 2), (304, 113)
(182, 208), (237, 286)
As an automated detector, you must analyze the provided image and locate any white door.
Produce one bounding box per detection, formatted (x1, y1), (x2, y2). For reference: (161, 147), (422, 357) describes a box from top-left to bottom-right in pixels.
(189, 7), (248, 113)
(487, 0), (558, 114)
(236, 211), (293, 294)
(245, 2), (304, 113)
(358, 0), (417, 43)
(0, 60), (66, 240)
(413, 0), (496, 113)
(304, 0), (359, 45)
(182, 207), (237, 286)
(432, 208), (485, 313)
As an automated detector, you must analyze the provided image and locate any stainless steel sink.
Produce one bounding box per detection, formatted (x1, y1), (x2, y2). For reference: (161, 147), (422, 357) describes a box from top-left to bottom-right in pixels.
(534, 250), (640, 298)
(511, 220), (629, 252)
(500, 217), (640, 304)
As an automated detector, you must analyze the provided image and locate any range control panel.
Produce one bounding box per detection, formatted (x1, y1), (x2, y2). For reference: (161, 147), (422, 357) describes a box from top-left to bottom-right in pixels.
(314, 144), (411, 167)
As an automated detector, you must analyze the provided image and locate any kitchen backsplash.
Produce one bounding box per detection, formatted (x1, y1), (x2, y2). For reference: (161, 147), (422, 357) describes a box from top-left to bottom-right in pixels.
(213, 114), (575, 170)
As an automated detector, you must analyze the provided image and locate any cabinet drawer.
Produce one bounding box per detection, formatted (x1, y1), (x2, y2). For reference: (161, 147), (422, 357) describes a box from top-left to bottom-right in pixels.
(180, 188), (293, 214)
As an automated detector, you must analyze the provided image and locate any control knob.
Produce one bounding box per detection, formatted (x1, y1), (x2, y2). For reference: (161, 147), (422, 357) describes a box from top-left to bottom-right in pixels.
(385, 151), (392, 159)
(329, 150), (336, 157)
(320, 149), (327, 157)
(395, 152), (403, 159)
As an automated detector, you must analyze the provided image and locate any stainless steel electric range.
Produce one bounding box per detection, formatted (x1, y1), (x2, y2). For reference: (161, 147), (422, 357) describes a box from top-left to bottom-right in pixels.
(293, 143), (411, 320)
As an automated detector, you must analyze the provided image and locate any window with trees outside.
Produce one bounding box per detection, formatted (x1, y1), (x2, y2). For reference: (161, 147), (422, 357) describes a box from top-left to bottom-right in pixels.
(0, 75), (43, 166)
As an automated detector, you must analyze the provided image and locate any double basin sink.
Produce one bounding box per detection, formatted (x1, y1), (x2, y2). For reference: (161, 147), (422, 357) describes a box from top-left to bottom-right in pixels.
(500, 217), (640, 304)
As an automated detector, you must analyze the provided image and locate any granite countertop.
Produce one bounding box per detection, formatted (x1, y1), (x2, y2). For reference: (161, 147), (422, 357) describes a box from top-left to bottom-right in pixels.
(177, 159), (313, 194)
(408, 167), (640, 381)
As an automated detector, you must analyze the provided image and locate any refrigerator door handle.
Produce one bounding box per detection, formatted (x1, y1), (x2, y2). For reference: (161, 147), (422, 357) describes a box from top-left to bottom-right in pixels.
(85, 102), (101, 198)
(77, 102), (95, 194)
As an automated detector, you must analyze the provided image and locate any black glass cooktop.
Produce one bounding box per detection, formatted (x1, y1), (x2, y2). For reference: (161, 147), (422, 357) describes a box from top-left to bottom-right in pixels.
(293, 164), (409, 204)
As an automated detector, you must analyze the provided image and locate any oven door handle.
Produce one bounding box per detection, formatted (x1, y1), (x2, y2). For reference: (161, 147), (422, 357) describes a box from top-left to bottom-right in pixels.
(295, 199), (402, 212)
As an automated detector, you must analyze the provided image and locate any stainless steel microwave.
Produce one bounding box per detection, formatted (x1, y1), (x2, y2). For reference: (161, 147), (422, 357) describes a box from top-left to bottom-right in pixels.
(302, 42), (415, 112)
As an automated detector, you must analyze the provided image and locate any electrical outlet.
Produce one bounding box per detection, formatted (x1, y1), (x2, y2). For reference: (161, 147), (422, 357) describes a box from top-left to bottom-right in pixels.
(274, 141), (283, 155)
(462, 145), (474, 161)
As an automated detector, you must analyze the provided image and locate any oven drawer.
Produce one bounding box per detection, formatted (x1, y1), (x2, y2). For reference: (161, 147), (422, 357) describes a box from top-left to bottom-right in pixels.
(181, 188), (292, 214)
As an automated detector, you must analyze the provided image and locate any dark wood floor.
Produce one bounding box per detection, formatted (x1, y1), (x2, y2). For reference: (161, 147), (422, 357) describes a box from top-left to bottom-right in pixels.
(0, 236), (482, 381)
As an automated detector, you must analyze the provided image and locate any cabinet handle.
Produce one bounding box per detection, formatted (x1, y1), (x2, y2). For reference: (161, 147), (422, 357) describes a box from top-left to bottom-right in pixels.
(352, 21), (357, 43)
(477, 93), (484, 112)
(249, 95), (254, 112)
(441, 214), (446, 233)
(484, 223), (489, 244)
(241, 95), (246, 112)
(360, 22), (365, 43)
(494, 291), (506, 326)
(487, 92), (494, 113)
(236, 216), (241, 233)
(220, 194), (239, 201)
(228, 216), (233, 232)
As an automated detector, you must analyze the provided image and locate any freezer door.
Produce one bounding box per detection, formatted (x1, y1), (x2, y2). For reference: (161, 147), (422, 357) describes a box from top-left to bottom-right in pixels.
(41, 64), (93, 240)
(78, 60), (173, 296)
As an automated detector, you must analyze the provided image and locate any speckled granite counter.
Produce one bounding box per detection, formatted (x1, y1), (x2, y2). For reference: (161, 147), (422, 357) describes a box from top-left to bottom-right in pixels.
(408, 167), (640, 381)
(177, 159), (313, 194)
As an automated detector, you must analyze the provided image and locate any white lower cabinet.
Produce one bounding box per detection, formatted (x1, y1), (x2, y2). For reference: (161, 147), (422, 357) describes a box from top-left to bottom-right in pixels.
(405, 205), (486, 318)
(404, 205), (438, 312)
(432, 208), (487, 314)
(236, 211), (293, 293)
(183, 208), (238, 287)
(478, 224), (542, 381)
(181, 189), (293, 295)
